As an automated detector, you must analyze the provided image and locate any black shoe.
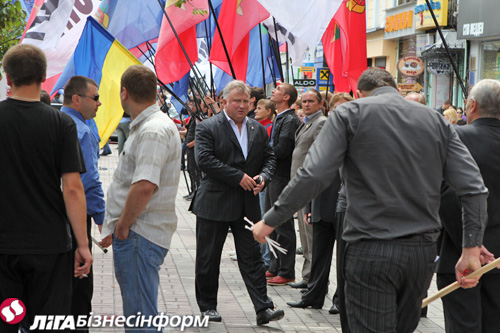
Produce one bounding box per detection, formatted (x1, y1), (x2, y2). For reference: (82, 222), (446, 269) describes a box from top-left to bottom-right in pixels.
(286, 300), (322, 309)
(288, 281), (307, 289)
(182, 194), (191, 199)
(184, 193), (195, 201)
(256, 308), (285, 325)
(329, 304), (339, 314)
(202, 309), (222, 322)
(300, 289), (308, 294)
(296, 247), (303, 255)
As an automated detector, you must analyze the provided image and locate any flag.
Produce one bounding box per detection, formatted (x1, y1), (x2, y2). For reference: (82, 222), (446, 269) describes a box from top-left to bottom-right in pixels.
(261, 17), (308, 66)
(51, 17), (142, 148)
(322, 0), (367, 94)
(256, 0), (343, 50)
(22, 0), (101, 94)
(196, 0), (222, 39)
(94, 0), (165, 49)
(245, 25), (281, 88)
(209, 0), (269, 82)
(155, 0), (209, 84)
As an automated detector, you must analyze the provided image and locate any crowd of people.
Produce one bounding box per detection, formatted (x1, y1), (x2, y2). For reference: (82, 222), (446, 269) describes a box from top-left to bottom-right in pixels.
(1, 42), (499, 333)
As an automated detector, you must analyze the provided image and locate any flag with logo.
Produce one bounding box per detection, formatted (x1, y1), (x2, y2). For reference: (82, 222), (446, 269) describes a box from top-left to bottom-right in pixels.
(51, 17), (142, 148)
(322, 0), (367, 94)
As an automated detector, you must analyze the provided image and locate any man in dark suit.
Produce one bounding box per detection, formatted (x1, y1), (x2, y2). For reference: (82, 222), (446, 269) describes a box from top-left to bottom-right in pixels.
(437, 79), (500, 333)
(192, 80), (284, 325)
(265, 83), (301, 285)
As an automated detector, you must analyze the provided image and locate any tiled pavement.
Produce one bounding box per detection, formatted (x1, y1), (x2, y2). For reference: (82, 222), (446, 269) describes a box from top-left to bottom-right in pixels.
(91, 143), (446, 332)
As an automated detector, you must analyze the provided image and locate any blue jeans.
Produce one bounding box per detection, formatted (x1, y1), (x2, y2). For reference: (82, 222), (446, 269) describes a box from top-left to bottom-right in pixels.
(113, 230), (168, 332)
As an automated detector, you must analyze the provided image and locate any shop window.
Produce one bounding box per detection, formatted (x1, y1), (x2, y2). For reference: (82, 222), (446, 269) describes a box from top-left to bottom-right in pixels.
(367, 59), (373, 67)
(481, 42), (500, 80)
(375, 57), (387, 69)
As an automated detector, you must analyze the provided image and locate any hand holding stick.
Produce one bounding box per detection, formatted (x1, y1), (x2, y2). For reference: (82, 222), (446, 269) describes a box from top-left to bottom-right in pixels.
(244, 217), (287, 258)
(422, 256), (500, 308)
(92, 236), (108, 253)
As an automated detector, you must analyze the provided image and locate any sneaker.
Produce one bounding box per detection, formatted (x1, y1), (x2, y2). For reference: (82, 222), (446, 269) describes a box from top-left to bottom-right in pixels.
(265, 271), (276, 280)
(267, 276), (295, 286)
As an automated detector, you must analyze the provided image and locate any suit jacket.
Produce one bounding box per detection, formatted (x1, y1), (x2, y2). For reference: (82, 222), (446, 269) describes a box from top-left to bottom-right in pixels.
(192, 112), (276, 222)
(290, 111), (327, 178)
(270, 109), (301, 178)
(438, 118), (500, 274)
(310, 172), (342, 224)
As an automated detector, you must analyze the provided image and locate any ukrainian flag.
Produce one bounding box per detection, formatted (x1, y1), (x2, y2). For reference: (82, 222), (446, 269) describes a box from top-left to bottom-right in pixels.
(52, 17), (141, 148)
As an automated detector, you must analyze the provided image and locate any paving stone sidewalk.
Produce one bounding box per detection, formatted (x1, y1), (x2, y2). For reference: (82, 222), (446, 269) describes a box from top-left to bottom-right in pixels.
(90, 144), (446, 332)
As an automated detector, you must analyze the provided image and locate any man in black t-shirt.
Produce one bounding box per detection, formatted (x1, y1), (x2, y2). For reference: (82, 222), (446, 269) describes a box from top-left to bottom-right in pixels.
(0, 44), (92, 333)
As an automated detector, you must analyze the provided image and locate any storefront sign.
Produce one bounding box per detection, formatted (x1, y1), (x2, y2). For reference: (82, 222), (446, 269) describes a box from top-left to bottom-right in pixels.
(427, 61), (452, 76)
(457, 0), (500, 39)
(293, 79), (316, 87)
(385, 10), (413, 33)
(398, 56), (425, 77)
(398, 83), (423, 92)
(415, 0), (448, 30)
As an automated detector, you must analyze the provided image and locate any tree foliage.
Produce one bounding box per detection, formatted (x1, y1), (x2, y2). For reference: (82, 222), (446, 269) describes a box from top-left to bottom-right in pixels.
(0, 0), (27, 72)
(174, 0), (208, 16)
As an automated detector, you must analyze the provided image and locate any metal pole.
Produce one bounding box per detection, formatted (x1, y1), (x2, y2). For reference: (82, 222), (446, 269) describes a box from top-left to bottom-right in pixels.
(258, 24), (267, 89)
(207, 0), (237, 79)
(272, 18), (285, 82)
(424, 0), (467, 98)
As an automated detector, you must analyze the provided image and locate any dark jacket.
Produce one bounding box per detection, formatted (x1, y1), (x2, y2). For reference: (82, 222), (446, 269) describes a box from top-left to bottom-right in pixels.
(438, 118), (500, 274)
(192, 112), (276, 222)
(270, 109), (301, 178)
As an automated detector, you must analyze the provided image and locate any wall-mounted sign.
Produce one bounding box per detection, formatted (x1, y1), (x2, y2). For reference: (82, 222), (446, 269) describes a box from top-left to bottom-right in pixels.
(398, 83), (424, 92)
(457, 0), (500, 39)
(427, 61), (452, 76)
(294, 79), (317, 87)
(462, 22), (485, 37)
(398, 56), (425, 77)
(415, 0), (448, 30)
(385, 10), (413, 32)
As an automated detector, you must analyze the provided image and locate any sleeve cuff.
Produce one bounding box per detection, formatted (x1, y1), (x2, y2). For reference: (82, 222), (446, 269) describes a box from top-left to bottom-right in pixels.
(92, 212), (105, 225)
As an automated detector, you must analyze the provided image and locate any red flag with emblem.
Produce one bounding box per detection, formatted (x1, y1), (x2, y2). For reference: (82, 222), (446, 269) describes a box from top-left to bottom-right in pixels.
(209, 0), (269, 82)
(322, 0), (367, 94)
(156, 0), (209, 84)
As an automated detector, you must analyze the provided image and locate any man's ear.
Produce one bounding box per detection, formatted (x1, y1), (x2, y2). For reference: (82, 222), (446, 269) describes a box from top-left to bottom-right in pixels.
(120, 87), (128, 101)
(5, 73), (12, 87)
(283, 94), (290, 105)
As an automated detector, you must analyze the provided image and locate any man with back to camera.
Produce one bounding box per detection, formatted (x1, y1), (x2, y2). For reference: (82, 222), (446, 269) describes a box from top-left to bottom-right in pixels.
(61, 75), (106, 327)
(0, 44), (92, 333)
(100, 65), (181, 332)
(437, 79), (500, 333)
(191, 80), (284, 325)
(253, 68), (488, 332)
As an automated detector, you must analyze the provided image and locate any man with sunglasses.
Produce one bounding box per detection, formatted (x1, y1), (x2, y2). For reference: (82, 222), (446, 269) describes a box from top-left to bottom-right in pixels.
(61, 76), (105, 327)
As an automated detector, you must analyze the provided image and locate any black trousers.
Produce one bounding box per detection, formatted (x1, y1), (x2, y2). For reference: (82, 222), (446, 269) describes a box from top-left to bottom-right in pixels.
(187, 148), (201, 192)
(345, 237), (437, 333)
(71, 215), (93, 331)
(335, 212), (350, 333)
(265, 175), (296, 279)
(302, 220), (336, 307)
(437, 272), (500, 333)
(195, 216), (274, 313)
(0, 251), (72, 333)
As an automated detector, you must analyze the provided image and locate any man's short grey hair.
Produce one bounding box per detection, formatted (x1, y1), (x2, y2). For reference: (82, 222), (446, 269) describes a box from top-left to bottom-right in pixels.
(357, 67), (398, 92)
(223, 80), (250, 99)
(469, 79), (500, 118)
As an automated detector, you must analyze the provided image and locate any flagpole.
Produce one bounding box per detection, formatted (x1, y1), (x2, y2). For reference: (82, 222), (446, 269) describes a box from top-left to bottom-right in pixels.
(208, 0), (237, 79)
(285, 45), (290, 83)
(258, 24), (266, 90)
(203, 19), (216, 98)
(155, 0), (212, 102)
(272, 18), (285, 82)
(424, 0), (467, 99)
(267, 58), (277, 87)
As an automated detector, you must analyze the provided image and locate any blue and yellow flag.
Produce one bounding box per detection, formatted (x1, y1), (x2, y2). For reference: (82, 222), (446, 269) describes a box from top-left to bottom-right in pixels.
(52, 16), (141, 148)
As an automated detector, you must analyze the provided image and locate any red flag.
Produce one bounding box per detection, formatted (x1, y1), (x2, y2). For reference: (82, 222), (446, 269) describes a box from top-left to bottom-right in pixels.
(209, 0), (269, 82)
(322, 0), (367, 94)
(156, 0), (209, 84)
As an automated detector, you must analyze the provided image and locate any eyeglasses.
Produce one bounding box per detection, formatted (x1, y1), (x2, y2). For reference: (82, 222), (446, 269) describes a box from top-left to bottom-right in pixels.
(457, 112), (463, 114)
(77, 94), (100, 101)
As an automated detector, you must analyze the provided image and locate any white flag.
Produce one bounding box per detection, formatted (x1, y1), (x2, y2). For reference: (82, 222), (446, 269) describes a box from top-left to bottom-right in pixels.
(261, 17), (308, 66)
(22, 0), (100, 82)
(256, 0), (344, 50)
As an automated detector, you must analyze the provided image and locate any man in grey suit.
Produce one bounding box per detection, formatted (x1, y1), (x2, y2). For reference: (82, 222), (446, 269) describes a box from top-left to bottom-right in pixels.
(287, 89), (327, 289)
(253, 68), (488, 332)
